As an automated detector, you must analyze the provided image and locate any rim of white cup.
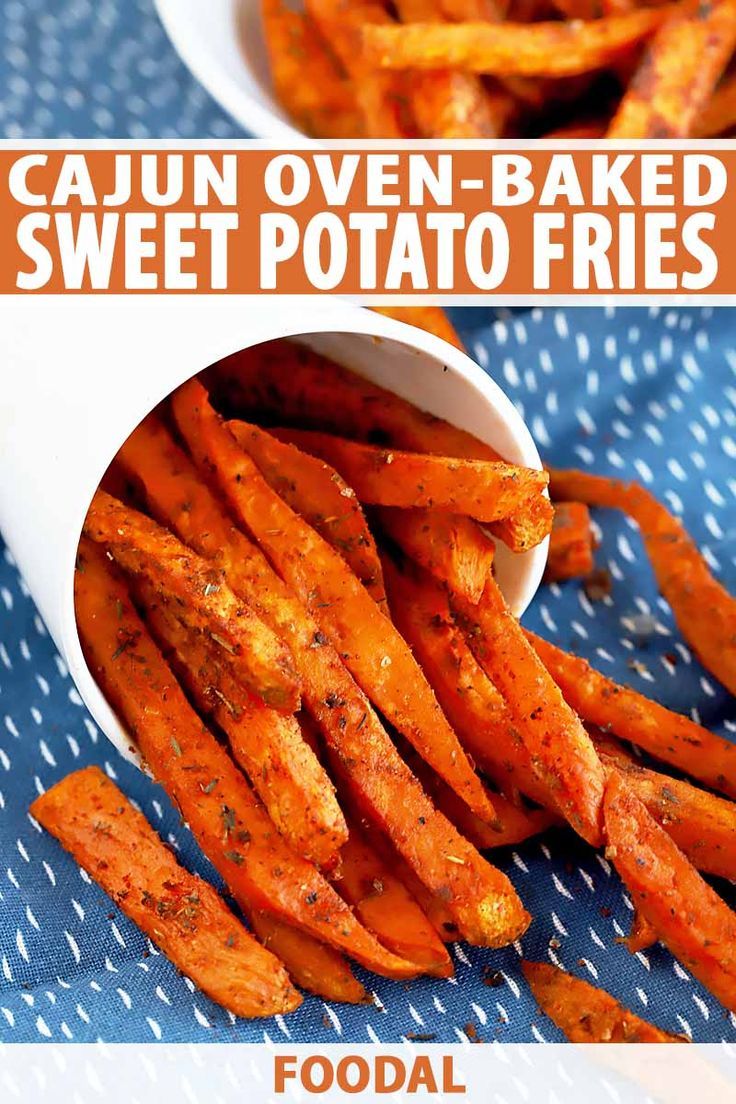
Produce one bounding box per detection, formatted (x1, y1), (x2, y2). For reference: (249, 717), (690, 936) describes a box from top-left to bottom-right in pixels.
(154, 0), (308, 143)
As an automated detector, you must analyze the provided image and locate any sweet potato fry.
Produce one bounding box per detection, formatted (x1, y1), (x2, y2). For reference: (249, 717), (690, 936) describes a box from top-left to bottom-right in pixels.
(401, 739), (558, 850)
(271, 428), (549, 523)
(548, 468), (736, 696)
(431, 0), (554, 105)
(296, 714), (453, 973)
(246, 704), (447, 973)
(311, 711), (530, 949)
(335, 824), (454, 977)
(305, 0), (416, 136)
(260, 0), (364, 138)
(222, 421), (385, 606)
(298, 712), (467, 945)
(115, 412), (251, 562)
(118, 413), (371, 643)
(174, 385), (495, 825)
(544, 501), (595, 583)
(522, 961), (684, 1041)
(83, 490), (300, 713)
(599, 752), (736, 883)
(486, 494), (555, 554)
(382, 555), (552, 808)
(117, 410), (524, 948)
(528, 632), (736, 800)
(410, 59), (509, 136)
(589, 728), (637, 766)
(379, 507), (494, 604)
(31, 766), (300, 1018)
(248, 910), (369, 1003)
(319, 756), (462, 946)
(625, 910), (658, 954)
(383, 851), (460, 942)
(371, 305), (465, 349)
(208, 339), (503, 460)
(594, 732), (736, 883)
(394, 0), (514, 136)
(454, 576), (606, 846)
(433, 775), (557, 850)
(359, 8), (682, 77)
(137, 583), (347, 869)
(74, 540), (420, 979)
(608, 0), (736, 138)
(604, 772), (736, 1012)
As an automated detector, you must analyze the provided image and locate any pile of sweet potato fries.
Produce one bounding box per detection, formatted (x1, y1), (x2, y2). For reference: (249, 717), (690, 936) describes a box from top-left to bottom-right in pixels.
(260, 0), (736, 139)
(31, 338), (736, 1038)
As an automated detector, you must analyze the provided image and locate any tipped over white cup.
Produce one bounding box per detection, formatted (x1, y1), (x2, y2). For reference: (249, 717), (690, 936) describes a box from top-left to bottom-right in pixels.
(0, 296), (546, 765)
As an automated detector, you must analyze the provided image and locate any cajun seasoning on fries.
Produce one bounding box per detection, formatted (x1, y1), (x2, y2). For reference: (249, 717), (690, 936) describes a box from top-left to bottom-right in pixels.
(28, 338), (735, 1029)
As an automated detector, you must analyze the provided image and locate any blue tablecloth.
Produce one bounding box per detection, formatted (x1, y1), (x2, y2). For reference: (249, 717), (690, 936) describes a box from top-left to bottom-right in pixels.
(1, 304), (735, 1044)
(0, 0), (239, 140)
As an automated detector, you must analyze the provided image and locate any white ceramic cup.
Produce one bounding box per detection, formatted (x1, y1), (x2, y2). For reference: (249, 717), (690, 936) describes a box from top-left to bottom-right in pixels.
(0, 296), (546, 766)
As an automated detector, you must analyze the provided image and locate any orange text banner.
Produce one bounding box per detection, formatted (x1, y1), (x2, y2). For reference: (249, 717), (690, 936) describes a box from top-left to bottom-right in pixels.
(1, 146), (735, 296)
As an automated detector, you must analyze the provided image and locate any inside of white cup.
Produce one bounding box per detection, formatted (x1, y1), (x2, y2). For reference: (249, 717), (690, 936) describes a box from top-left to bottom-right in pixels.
(236, 0), (283, 117)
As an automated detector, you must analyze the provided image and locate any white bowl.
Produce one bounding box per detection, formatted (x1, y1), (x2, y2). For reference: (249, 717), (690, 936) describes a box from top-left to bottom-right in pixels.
(0, 297), (546, 766)
(154, 0), (308, 141)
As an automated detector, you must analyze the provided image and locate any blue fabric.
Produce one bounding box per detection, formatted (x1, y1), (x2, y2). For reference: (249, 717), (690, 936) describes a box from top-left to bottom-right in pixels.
(1, 304), (735, 1044)
(0, 0), (239, 140)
